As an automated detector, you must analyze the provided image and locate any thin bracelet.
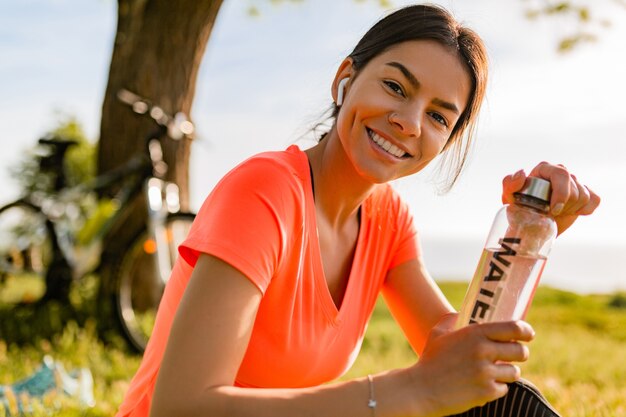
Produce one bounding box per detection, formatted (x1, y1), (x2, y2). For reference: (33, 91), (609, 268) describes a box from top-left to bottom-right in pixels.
(367, 374), (377, 416)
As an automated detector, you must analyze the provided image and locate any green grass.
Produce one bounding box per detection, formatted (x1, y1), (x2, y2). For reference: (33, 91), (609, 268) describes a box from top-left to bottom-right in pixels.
(0, 320), (139, 416)
(345, 282), (626, 417)
(1, 282), (625, 416)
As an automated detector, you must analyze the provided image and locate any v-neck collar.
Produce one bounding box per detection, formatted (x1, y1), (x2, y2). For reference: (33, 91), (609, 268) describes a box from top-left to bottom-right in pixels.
(300, 147), (366, 324)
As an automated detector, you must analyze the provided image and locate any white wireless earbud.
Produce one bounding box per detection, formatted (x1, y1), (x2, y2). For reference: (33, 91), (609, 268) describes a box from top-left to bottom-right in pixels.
(336, 77), (349, 106)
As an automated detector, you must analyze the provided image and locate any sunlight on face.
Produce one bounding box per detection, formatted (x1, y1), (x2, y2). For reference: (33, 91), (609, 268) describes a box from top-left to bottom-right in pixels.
(335, 40), (471, 184)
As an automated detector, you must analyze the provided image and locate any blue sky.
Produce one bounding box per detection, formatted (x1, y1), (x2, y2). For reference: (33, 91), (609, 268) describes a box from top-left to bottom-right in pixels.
(1, 0), (625, 293)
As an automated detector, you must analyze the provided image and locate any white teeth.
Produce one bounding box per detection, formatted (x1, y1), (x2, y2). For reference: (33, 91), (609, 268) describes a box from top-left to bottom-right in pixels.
(368, 130), (407, 158)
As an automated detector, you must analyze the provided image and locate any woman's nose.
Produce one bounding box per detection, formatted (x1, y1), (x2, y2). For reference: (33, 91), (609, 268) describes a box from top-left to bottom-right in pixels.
(388, 109), (421, 138)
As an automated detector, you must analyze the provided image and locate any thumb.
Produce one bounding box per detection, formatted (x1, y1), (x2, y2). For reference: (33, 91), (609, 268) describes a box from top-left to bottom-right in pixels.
(427, 312), (459, 341)
(502, 169), (526, 204)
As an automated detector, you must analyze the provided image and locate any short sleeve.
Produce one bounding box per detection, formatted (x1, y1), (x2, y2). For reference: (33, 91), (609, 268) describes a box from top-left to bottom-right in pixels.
(387, 191), (419, 270)
(179, 156), (299, 294)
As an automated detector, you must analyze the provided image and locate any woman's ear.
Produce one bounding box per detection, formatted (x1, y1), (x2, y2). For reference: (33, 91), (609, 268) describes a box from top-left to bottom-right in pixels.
(332, 58), (354, 106)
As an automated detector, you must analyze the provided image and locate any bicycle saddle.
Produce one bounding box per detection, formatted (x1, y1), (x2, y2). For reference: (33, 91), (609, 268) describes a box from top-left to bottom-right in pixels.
(38, 137), (79, 149)
(37, 137), (79, 191)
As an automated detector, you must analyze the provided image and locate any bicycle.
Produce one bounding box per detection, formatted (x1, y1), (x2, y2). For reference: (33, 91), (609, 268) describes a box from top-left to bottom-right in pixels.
(0, 89), (196, 352)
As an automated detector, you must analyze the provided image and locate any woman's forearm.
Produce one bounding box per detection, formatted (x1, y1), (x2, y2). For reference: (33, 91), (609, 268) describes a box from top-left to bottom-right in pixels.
(150, 368), (429, 417)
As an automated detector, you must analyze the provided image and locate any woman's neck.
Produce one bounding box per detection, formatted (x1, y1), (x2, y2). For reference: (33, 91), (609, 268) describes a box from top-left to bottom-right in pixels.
(304, 128), (378, 230)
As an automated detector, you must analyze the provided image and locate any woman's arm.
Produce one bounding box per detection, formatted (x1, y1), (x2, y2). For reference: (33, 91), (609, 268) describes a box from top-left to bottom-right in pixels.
(151, 254), (534, 417)
(382, 160), (602, 354)
(380, 257), (541, 415)
(382, 257), (455, 355)
(150, 254), (423, 417)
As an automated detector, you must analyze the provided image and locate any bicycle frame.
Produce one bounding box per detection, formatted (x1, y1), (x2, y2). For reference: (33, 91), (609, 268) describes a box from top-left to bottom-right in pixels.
(0, 89), (195, 350)
(1, 89), (194, 298)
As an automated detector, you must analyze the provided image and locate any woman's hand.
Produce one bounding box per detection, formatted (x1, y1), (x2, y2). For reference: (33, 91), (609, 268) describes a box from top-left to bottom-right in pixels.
(407, 321), (535, 417)
(502, 162), (601, 236)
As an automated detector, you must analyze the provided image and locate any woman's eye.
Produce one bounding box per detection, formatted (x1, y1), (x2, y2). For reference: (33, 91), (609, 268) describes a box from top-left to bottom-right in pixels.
(384, 81), (404, 96)
(429, 112), (448, 127)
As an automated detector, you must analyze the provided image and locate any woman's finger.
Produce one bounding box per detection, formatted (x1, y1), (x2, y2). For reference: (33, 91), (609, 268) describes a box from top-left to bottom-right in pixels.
(494, 363), (522, 384)
(577, 184), (601, 215)
(564, 175), (590, 214)
(493, 342), (530, 363)
(477, 321), (535, 344)
(528, 162), (571, 215)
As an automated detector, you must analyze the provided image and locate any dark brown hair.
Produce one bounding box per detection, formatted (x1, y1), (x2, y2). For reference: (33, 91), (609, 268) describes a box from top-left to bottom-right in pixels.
(323, 4), (489, 191)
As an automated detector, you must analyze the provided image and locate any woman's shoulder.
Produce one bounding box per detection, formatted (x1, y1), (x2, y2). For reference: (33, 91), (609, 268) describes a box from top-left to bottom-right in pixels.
(201, 145), (309, 212)
(223, 145), (307, 184)
(368, 183), (408, 210)
(365, 183), (414, 228)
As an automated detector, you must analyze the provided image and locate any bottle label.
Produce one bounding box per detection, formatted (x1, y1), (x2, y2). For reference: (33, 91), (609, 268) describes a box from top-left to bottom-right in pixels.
(458, 236), (547, 326)
(468, 237), (520, 324)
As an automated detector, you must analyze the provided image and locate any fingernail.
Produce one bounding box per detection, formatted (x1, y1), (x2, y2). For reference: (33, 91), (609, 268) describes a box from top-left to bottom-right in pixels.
(552, 203), (564, 215)
(513, 169), (524, 180)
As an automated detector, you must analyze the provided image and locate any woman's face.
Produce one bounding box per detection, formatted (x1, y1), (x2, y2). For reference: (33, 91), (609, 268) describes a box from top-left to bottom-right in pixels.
(335, 40), (471, 183)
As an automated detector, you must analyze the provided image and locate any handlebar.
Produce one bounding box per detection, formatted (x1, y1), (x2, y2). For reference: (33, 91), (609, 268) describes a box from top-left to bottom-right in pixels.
(116, 89), (195, 141)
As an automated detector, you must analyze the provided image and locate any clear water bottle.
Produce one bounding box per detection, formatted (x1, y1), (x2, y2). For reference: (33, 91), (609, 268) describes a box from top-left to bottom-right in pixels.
(456, 177), (558, 328)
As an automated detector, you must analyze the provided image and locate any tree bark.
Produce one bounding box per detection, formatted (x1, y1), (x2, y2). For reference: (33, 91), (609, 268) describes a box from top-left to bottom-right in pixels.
(99, 0), (223, 209)
(96, 0), (223, 325)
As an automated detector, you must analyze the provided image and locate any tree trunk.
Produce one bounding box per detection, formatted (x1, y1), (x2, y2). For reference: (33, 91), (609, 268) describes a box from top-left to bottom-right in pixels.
(96, 0), (223, 326)
(99, 0), (223, 209)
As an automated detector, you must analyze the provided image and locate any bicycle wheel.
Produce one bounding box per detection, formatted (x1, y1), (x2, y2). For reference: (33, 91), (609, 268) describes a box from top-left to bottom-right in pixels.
(0, 201), (53, 305)
(113, 212), (195, 352)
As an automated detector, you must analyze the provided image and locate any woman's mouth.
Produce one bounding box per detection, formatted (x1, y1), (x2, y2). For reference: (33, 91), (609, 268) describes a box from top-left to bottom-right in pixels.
(367, 129), (410, 159)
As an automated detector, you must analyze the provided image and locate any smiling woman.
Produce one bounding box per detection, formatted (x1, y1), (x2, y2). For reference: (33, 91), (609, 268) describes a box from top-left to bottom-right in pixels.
(318, 7), (488, 192)
(115, 4), (599, 417)
(327, 40), (472, 185)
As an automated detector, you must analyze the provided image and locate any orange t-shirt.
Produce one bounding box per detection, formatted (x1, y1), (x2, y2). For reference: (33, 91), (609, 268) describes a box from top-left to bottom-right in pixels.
(116, 145), (419, 417)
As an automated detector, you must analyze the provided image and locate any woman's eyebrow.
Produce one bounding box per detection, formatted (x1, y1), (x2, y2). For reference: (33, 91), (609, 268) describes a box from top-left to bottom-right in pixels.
(386, 61), (420, 88)
(385, 61), (460, 115)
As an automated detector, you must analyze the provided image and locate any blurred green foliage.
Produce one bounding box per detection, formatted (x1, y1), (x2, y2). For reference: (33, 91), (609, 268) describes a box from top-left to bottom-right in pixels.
(522, 0), (622, 52)
(9, 117), (96, 196)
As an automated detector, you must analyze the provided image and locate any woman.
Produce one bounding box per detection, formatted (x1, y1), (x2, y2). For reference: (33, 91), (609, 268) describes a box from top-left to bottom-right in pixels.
(116, 4), (600, 417)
